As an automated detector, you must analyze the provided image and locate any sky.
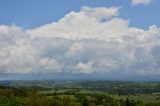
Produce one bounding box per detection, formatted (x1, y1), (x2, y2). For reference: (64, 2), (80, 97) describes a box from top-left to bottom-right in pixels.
(0, 0), (160, 81)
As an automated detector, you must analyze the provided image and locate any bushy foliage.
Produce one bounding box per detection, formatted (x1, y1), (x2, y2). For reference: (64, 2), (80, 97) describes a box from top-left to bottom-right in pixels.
(0, 81), (160, 106)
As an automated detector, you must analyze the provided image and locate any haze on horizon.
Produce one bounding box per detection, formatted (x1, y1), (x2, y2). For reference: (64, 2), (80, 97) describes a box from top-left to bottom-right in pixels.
(0, 0), (160, 81)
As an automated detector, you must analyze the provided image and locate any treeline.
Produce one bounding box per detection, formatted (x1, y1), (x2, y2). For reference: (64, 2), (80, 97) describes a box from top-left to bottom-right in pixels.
(1, 81), (160, 95)
(0, 86), (160, 106)
(78, 81), (160, 94)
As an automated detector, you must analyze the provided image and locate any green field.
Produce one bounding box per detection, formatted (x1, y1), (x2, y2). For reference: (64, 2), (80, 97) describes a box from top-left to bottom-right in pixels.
(0, 80), (160, 106)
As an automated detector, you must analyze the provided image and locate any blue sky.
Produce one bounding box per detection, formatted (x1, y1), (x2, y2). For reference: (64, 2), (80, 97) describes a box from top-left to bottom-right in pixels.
(0, 0), (159, 29)
(0, 0), (160, 81)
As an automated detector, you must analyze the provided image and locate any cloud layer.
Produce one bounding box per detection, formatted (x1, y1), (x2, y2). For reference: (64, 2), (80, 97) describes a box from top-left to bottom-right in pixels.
(0, 6), (160, 80)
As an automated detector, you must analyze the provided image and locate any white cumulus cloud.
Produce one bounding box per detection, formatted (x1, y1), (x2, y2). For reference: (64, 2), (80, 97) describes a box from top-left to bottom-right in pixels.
(30, 6), (127, 42)
(132, 0), (154, 5)
(0, 6), (160, 79)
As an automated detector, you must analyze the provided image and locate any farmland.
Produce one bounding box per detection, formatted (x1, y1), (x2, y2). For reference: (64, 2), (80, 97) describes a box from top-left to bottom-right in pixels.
(0, 80), (160, 106)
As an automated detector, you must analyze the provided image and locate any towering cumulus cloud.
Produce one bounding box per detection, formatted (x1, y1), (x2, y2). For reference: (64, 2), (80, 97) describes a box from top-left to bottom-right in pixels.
(0, 6), (160, 80)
